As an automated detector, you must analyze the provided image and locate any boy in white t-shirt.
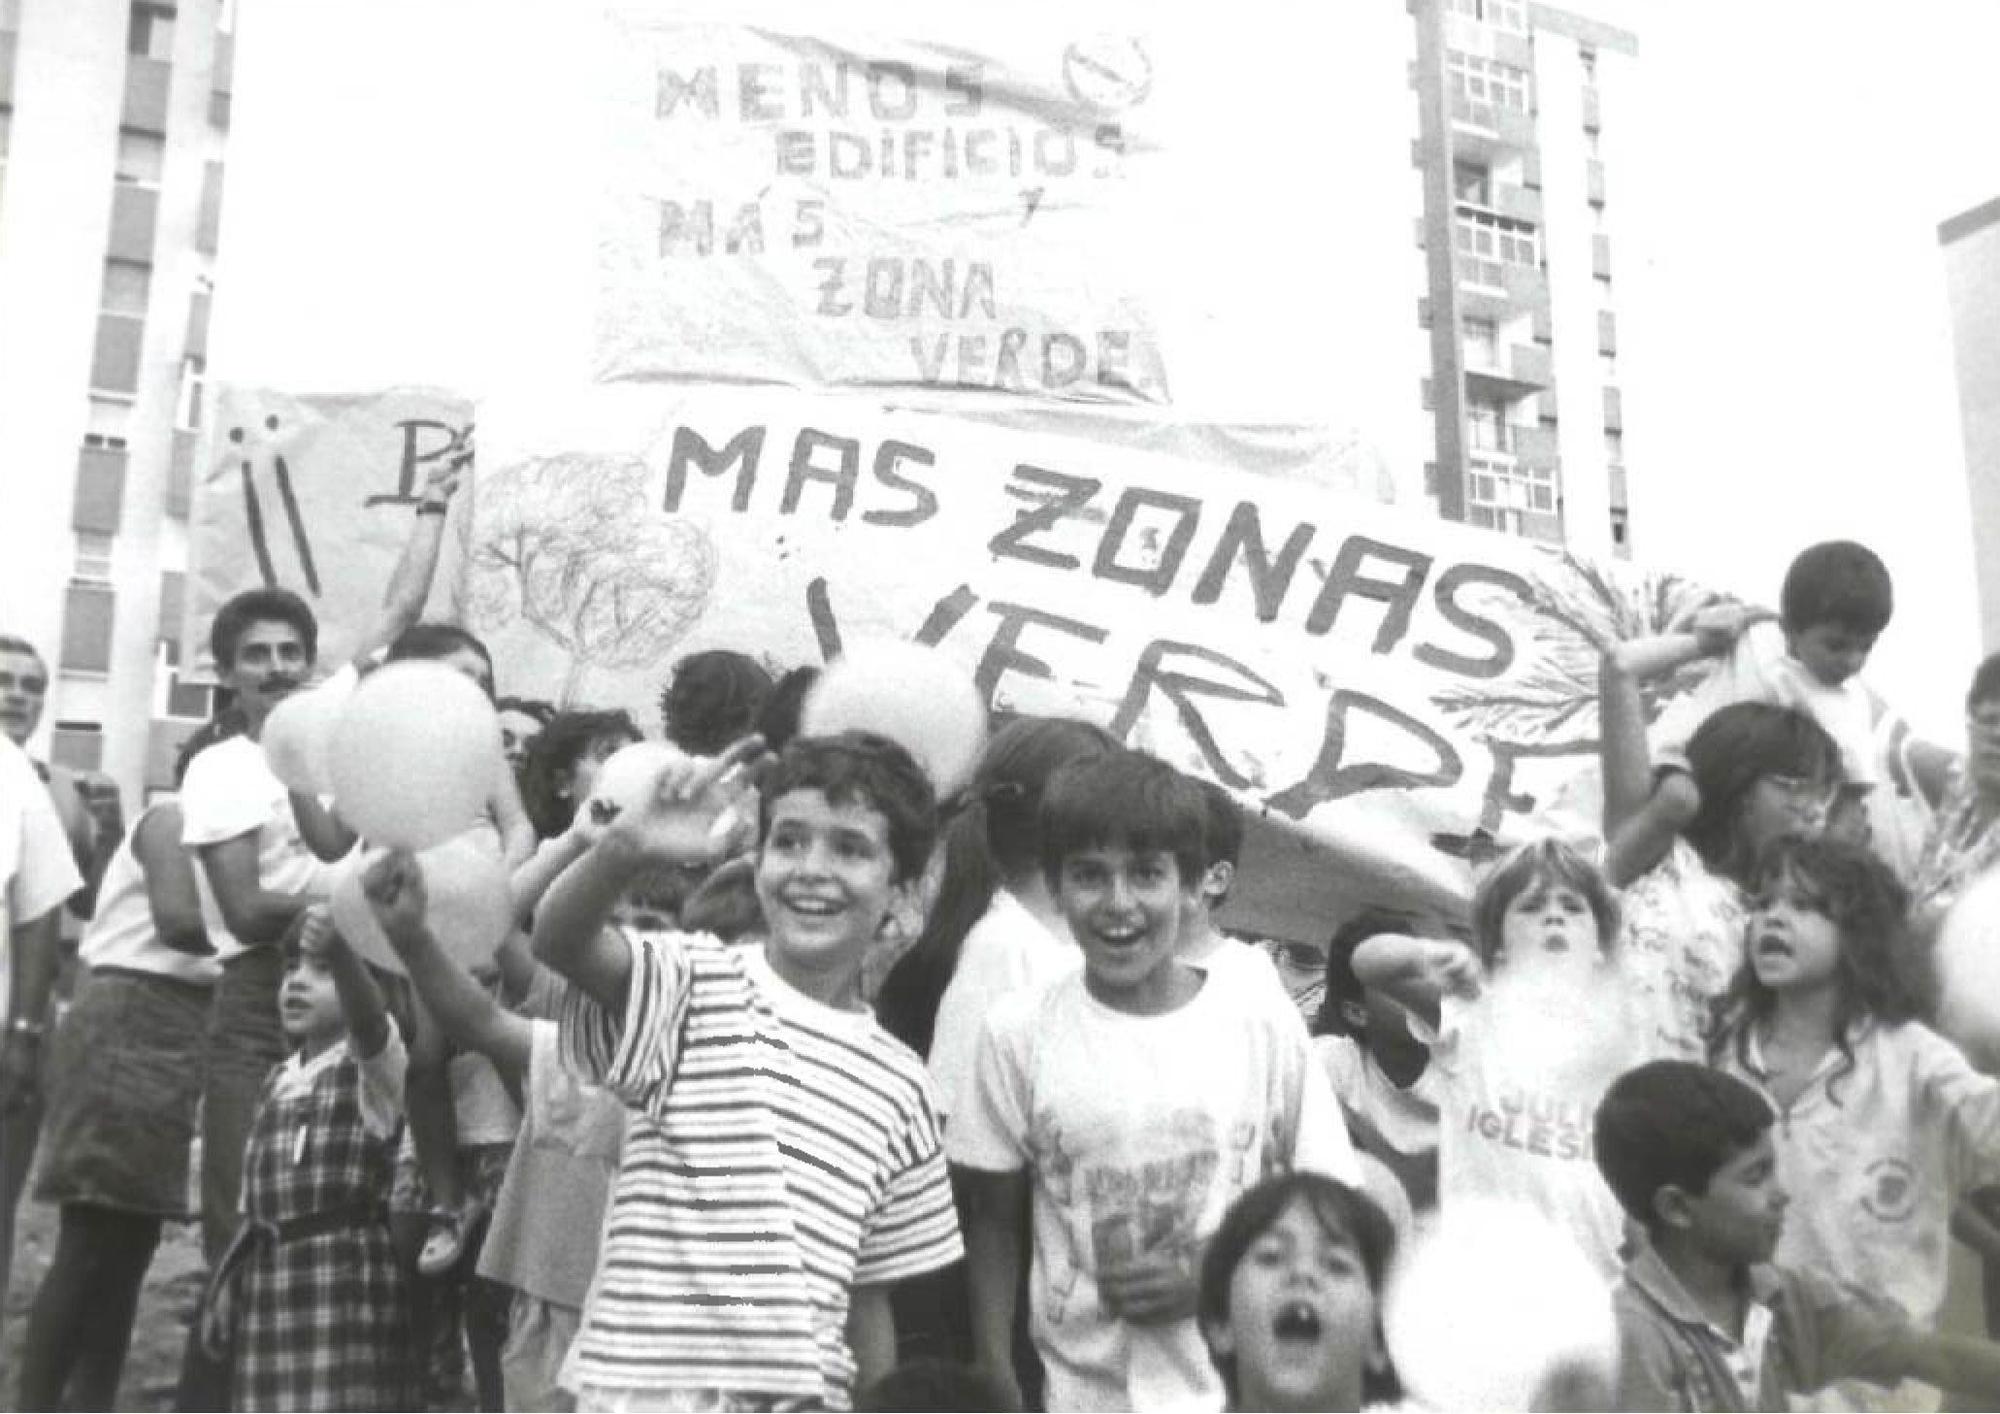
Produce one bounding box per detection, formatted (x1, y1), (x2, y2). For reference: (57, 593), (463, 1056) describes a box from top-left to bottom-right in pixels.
(949, 749), (1359, 1412)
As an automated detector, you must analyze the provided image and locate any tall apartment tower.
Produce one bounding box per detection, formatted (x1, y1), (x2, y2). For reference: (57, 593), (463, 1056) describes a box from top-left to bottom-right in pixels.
(0, 0), (230, 802)
(1411, 0), (1637, 558)
(1941, 195), (2000, 652)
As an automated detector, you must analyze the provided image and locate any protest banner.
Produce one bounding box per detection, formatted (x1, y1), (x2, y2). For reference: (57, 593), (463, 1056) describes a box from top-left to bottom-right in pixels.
(594, 9), (1172, 402)
(184, 388), (476, 676)
(469, 384), (1719, 945)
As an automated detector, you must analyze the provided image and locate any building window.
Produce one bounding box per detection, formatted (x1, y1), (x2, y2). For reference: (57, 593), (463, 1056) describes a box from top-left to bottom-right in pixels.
(1466, 397), (1511, 452)
(1604, 430), (1624, 464)
(1610, 506), (1630, 552)
(1447, 51), (1531, 129)
(1462, 317), (1499, 370)
(73, 532), (115, 584)
(60, 584), (115, 674)
(50, 722), (105, 772)
(100, 259), (151, 316)
(114, 130), (165, 186)
(129, 3), (176, 61)
(1599, 350), (1618, 381)
(1448, 0), (1526, 33)
(1455, 209), (1538, 289)
(176, 356), (205, 431)
(1467, 455), (1557, 534)
(165, 672), (213, 720)
(1452, 162), (1492, 206)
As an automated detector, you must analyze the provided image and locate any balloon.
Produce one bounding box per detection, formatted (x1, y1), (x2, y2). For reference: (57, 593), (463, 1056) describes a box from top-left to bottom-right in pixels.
(329, 834), (513, 976)
(588, 741), (688, 822)
(1936, 870), (2000, 1067)
(261, 676), (354, 797)
(801, 640), (988, 795)
(327, 662), (501, 850)
(1384, 1199), (1618, 1411)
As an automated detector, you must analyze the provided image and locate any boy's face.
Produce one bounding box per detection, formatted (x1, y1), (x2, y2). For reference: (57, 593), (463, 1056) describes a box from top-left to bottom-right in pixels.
(0, 647), (48, 745)
(1676, 1131), (1787, 1266)
(1056, 842), (1196, 1001)
(1786, 622), (1875, 689)
(1495, 879), (1598, 972)
(754, 787), (903, 971)
(222, 619), (312, 727)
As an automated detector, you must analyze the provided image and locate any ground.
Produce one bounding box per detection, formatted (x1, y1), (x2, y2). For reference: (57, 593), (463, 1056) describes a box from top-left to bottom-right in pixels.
(2, 1197), (206, 1410)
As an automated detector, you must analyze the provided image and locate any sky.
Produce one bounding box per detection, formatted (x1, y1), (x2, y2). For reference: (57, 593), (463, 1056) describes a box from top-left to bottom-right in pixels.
(205, 0), (2000, 741)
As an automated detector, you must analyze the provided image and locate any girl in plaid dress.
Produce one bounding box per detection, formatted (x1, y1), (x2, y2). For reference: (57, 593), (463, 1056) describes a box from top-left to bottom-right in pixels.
(203, 907), (416, 1410)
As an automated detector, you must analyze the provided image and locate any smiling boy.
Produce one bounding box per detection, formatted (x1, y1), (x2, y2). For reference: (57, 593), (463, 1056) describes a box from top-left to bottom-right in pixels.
(532, 731), (962, 1411)
(948, 748), (1357, 1412)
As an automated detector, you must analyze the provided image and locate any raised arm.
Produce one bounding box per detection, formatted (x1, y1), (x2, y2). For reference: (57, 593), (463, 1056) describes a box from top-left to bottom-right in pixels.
(345, 455), (466, 670)
(302, 905), (390, 1060)
(365, 849), (532, 1084)
(1349, 933), (1481, 1031)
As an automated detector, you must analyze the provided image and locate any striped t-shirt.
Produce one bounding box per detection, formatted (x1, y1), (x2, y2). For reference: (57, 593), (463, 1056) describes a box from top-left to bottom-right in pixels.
(559, 928), (962, 1407)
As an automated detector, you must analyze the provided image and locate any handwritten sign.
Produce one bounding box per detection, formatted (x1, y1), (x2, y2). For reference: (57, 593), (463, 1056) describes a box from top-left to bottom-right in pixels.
(184, 388), (476, 675)
(471, 385), (1711, 940)
(594, 12), (1169, 402)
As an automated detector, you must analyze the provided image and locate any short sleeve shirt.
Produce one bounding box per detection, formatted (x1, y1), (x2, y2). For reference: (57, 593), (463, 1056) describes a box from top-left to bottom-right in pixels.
(1, 737), (84, 1018)
(179, 734), (336, 959)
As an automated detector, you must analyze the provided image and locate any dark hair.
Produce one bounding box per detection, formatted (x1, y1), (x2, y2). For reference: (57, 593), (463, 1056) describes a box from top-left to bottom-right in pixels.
(1039, 749), (1208, 891)
(1780, 540), (1893, 637)
(1468, 837), (1620, 968)
(875, 805), (1003, 1058)
(495, 696), (555, 727)
(855, 1358), (1022, 1412)
(678, 856), (762, 942)
(209, 588), (317, 669)
(519, 709), (641, 839)
(1710, 835), (1919, 1098)
(759, 732), (937, 884)
(660, 650), (773, 755)
(1315, 909), (1418, 1038)
(975, 716), (1120, 884)
(1199, 779), (1243, 875)
(755, 666), (820, 753)
(1594, 1060), (1774, 1231)
(171, 709), (246, 787)
(1967, 652), (2000, 714)
(0, 634), (45, 666)
(1683, 703), (1843, 884)
(386, 622), (494, 686)
(1198, 1172), (1400, 1408)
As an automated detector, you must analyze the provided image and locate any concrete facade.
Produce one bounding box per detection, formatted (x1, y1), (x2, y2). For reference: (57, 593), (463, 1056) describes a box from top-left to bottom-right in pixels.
(1941, 194), (2000, 652)
(0, 0), (228, 801)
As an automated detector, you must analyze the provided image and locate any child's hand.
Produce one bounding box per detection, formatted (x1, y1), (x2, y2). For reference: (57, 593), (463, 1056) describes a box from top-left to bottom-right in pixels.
(297, 905), (346, 966)
(600, 736), (769, 867)
(1427, 940), (1485, 999)
(1670, 597), (1774, 656)
(1099, 1251), (1198, 1325)
(361, 849), (429, 951)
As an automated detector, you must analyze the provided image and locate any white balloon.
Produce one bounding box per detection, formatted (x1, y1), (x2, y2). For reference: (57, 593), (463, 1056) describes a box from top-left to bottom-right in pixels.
(327, 834), (513, 977)
(801, 640), (988, 795)
(327, 662), (501, 850)
(1384, 1199), (1618, 1411)
(1937, 870), (2000, 1067)
(588, 741), (687, 822)
(261, 676), (354, 797)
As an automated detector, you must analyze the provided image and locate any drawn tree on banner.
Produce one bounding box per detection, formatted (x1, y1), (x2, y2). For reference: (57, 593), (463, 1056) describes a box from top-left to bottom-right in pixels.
(470, 453), (717, 704)
(1432, 549), (1721, 747)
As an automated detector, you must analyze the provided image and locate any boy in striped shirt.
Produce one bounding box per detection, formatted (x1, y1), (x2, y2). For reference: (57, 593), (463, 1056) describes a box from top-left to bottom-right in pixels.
(534, 732), (962, 1411)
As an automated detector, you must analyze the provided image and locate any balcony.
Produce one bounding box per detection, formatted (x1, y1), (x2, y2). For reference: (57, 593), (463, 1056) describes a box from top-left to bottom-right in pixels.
(108, 184), (159, 264)
(72, 446), (129, 534)
(1603, 386), (1624, 431)
(1587, 158), (1606, 206)
(122, 57), (171, 135)
(196, 161), (224, 255)
(1451, 103), (1536, 162)
(1583, 86), (1602, 133)
(210, 30), (232, 128)
(1464, 341), (1552, 397)
(1598, 310), (1617, 356)
(166, 430), (197, 518)
(186, 288), (211, 359)
(1513, 423), (1560, 468)
(0, 32), (15, 107)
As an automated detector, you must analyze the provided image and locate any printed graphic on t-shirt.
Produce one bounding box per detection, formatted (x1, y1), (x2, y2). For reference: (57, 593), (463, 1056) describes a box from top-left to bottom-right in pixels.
(1464, 1085), (1595, 1163)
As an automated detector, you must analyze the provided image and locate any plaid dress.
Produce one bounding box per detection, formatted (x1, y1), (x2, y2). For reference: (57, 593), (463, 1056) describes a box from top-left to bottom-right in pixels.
(232, 1044), (415, 1411)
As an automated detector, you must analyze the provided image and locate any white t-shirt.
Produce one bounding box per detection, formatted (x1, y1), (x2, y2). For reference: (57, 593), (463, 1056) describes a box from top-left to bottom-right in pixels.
(1716, 1017), (2000, 1331)
(78, 801), (219, 984)
(1315, 1033), (1441, 1159)
(179, 734), (337, 959)
(1, 736), (84, 1018)
(928, 888), (1076, 1119)
(948, 968), (1360, 1413)
(1428, 974), (1650, 1282)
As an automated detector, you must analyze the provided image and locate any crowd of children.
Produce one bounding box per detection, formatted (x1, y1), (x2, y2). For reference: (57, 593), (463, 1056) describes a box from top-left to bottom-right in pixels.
(9, 497), (2000, 1412)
